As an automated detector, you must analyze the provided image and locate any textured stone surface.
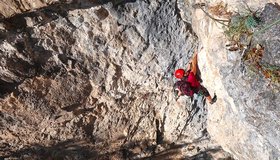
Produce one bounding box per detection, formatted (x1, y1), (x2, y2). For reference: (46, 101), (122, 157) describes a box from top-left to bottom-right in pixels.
(0, 0), (59, 19)
(254, 3), (280, 66)
(0, 0), (233, 159)
(1, 0), (279, 159)
(191, 0), (280, 159)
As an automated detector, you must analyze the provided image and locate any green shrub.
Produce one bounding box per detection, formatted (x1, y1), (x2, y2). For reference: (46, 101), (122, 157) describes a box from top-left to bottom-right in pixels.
(224, 14), (260, 42)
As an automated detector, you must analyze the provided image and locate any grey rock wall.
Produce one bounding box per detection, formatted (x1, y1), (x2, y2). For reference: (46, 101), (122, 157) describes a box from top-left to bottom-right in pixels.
(224, 4), (280, 158)
(3, 0), (278, 159)
(0, 0), (232, 159)
(255, 3), (280, 66)
(191, 1), (280, 159)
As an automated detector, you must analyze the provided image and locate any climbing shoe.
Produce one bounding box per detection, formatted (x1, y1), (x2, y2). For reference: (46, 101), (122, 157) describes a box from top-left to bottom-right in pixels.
(210, 94), (217, 104)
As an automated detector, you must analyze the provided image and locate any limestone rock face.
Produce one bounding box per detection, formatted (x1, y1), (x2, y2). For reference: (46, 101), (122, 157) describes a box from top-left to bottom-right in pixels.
(1, 0), (279, 159)
(191, 0), (280, 159)
(0, 0), (59, 19)
(255, 3), (280, 66)
(0, 0), (233, 159)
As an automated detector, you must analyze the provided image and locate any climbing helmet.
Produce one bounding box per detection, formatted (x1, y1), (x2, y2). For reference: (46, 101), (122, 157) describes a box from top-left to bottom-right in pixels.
(174, 69), (185, 79)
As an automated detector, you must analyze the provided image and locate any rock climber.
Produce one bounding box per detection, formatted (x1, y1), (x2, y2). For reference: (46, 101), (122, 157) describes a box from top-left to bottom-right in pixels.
(173, 50), (217, 104)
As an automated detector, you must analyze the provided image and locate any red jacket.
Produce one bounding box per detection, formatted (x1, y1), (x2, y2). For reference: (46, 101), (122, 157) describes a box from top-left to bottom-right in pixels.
(187, 72), (200, 88)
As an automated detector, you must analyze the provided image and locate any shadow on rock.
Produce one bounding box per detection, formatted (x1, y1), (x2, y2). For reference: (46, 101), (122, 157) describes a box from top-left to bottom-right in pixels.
(1, 138), (232, 160)
(0, 0), (137, 98)
(185, 146), (234, 160)
(0, 0), (137, 31)
(1, 140), (99, 160)
(177, 95), (208, 140)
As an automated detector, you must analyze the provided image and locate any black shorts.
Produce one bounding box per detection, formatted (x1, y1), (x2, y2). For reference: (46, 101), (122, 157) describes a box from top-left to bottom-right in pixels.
(198, 85), (210, 97)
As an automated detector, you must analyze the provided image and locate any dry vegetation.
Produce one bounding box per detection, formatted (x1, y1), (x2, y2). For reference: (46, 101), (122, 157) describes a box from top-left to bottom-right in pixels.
(243, 44), (280, 83)
(207, 2), (279, 84)
(208, 2), (232, 19)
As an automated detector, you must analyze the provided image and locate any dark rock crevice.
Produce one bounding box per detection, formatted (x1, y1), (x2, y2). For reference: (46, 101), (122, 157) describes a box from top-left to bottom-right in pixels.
(0, 80), (21, 98)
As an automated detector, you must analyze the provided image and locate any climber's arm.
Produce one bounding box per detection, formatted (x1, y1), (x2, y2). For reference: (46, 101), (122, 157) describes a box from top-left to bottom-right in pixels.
(190, 51), (198, 76)
(186, 62), (191, 72)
